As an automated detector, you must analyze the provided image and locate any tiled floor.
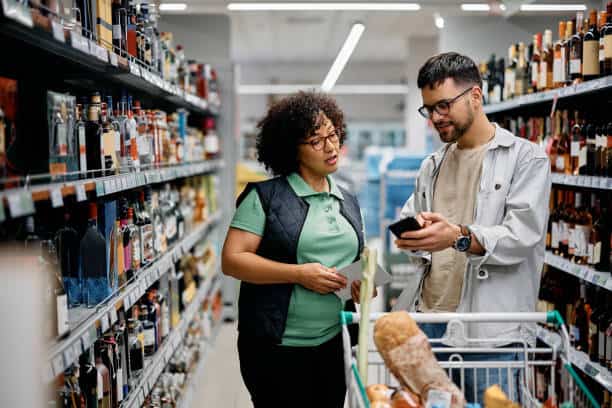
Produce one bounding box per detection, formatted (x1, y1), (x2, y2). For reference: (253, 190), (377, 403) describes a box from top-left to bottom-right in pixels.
(191, 322), (252, 408)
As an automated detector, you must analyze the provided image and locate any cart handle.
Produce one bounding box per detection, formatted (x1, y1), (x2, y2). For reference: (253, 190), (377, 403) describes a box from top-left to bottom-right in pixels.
(340, 311), (561, 325)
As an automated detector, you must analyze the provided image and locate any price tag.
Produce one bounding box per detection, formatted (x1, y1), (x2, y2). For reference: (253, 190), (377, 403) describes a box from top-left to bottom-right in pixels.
(109, 52), (118, 67)
(51, 20), (65, 43)
(81, 330), (92, 350)
(121, 177), (128, 190)
(123, 293), (132, 310)
(104, 180), (113, 194)
(95, 181), (105, 197)
(7, 190), (35, 218)
(50, 187), (64, 208)
(109, 307), (118, 325)
(583, 363), (600, 377)
(52, 354), (65, 376)
(75, 183), (87, 202)
(63, 346), (75, 367)
(100, 313), (110, 333)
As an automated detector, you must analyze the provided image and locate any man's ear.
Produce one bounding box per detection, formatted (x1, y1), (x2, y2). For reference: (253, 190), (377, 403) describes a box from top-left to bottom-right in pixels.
(471, 86), (483, 108)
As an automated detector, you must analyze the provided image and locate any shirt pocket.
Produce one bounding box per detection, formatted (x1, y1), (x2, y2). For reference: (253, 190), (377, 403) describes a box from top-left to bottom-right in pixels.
(478, 174), (509, 224)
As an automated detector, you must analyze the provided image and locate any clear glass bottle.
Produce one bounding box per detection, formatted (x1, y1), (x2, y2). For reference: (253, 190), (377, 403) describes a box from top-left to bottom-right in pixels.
(152, 191), (167, 255)
(138, 189), (155, 265)
(74, 103), (88, 177)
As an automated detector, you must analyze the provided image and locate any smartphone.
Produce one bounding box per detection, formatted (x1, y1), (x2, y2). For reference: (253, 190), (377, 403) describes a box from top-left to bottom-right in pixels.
(388, 216), (422, 239)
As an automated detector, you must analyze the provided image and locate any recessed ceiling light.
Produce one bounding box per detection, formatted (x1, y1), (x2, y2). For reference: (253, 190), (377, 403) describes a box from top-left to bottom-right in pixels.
(227, 3), (421, 11)
(434, 12), (444, 29)
(520, 4), (586, 11)
(321, 23), (365, 92)
(159, 3), (187, 11)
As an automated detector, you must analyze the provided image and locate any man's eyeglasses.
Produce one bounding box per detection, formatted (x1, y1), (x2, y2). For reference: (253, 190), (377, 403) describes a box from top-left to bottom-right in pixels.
(417, 87), (474, 119)
(301, 133), (340, 151)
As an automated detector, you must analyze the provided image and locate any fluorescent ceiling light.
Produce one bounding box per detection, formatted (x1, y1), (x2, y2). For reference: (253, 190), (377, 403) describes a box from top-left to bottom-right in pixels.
(461, 3), (506, 11)
(238, 84), (409, 95)
(159, 3), (187, 11)
(520, 4), (586, 11)
(434, 12), (444, 29)
(227, 3), (421, 11)
(321, 23), (365, 93)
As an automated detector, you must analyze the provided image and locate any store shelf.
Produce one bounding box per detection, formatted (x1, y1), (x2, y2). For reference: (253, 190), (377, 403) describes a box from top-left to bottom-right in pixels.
(0, 15), (219, 116)
(535, 326), (612, 392)
(44, 211), (222, 381)
(484, 75), (612, 115)
(0, 160), (224, 219)
(122, 267), (220, 408)
(545, 252), (612, 292)
(551, 173), (612, 190)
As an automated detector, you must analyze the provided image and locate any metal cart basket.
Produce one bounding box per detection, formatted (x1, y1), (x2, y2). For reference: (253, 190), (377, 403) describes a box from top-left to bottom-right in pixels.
(340, 311), (600, 408)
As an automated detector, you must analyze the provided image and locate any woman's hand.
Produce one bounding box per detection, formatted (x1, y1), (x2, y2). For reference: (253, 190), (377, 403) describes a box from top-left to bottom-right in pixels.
(351, 281), (378, 304)
(296, 263), (348, 294)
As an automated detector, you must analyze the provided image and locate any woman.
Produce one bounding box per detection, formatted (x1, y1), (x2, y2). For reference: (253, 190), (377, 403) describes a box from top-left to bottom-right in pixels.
(222, 91), (370, 408)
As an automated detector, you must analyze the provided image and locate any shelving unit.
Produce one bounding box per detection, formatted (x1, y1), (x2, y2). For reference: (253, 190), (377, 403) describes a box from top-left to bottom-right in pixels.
(122, 269), (222, 408)
(0, 15), (218, 117)
(551, 174), (612, 191)
(484, 75), (612, 115)
(545, 252), (612, 292)
(535, 326), (612, 392)
(45, 211), (222, 382)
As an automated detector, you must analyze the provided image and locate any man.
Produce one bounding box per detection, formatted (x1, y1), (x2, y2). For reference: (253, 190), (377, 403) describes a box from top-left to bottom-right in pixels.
(394, 52), (551, 402)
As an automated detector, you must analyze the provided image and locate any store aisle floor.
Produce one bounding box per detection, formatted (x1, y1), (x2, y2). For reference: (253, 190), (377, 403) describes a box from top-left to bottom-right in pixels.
(192, 322), (252, 408)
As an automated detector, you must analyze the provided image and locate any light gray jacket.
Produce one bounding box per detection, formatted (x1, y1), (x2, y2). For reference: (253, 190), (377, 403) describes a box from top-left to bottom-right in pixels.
(396, 124), (552, 344)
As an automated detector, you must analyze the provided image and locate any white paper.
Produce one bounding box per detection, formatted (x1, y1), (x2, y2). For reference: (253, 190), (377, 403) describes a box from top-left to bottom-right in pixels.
(334, 260), (391, 302)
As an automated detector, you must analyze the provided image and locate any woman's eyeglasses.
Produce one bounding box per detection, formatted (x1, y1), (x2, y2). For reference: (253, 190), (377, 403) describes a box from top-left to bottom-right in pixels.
(417, 87), (474, 119)
(302, 133), (339, 151)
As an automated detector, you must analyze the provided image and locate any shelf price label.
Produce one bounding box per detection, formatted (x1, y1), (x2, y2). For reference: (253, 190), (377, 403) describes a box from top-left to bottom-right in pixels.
(52, 354), (65, 376)
(95, 181), (105, 197)
(63, 346), (76, 368)
(81, 330), (92, 350)
(75, 183), (87, 202)
(50, 187), (64, 208)
(109, 52), (118, 67)
(109, 307), (118, 325)
(51, 20), (66, 43)
(7, 190), (35, 218)
(100, 313), (110, 333)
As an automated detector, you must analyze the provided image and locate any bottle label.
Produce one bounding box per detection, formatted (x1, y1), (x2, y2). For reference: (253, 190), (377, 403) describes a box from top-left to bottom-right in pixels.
(132, 234), (141, 269)
(593, 241), (602, 264)
(140, 225), (154, 263)
(555, 155), (565, 172)
(553, 56), (564, 83)
(144, 328), (155, 347)
(531, 62), (539, 86)
(570, 58), (582, 75)
(56, 123), (68, 156)
(583, 41), (600, 76)
(571, 141), (580, 157)
(78, 127), (87, 172)
(560, 221), (569, 245)
(579, 146), (587, 168)
(568, 227), (576, 255)
(588, 243), (594, 264)
(205, 135), (219, 154)
(539, 62), (548, 89)
(551, 222), (560, 249)
(574, 225), (590, 257)
(605, 35), (612, 59)
(113, 25), (122, 40)
(600, 38), (605, 62)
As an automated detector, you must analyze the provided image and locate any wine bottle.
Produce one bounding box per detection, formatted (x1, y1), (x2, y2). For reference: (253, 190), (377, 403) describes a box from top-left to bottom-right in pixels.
(81, 203), (109, 308)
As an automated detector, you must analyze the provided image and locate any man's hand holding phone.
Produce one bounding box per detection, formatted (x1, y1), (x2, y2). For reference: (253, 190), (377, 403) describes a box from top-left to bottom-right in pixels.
(393, 212), (462, 252)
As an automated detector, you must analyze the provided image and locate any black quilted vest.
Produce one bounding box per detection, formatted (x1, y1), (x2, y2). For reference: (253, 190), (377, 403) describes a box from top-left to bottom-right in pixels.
(235, 176), (364, 344)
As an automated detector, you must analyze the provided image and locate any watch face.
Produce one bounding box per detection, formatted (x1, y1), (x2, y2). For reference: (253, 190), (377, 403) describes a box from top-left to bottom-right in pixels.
(456, 237), (470, 252)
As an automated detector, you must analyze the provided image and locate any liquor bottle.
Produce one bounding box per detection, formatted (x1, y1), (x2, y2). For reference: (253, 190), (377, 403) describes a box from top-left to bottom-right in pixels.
(115, 213), (126, 289)
(567, 192), (580, 260)
(505, 44), (517, 100)
(152, 191), (166, 255)
(596, 123), (605, 176)
(599, 294), (610, 366)
(496, 58), (505, 102)
(559, 191), (572, 257)
(204, 117), (220, 159)
(137, 190), (154, 265)
(79, 352), (99, 408)
(125, 96), (140, 171)
(480, 62), (489, 104)
(134, 101), (152, 167)
(55, 213), (82, 307)
(600, 11), (608, 75)
(158, 288), (170, 341)
(574, 193), (592, 264)
(94, 341), (112, 408)
(128, 205), (141, 271)
(42, 239), (70, 340)
(531, 34), (542, 93)
(81, 203), (109, 308)
(570, 13), (585, 82)
(604, 2), (612, 75)
(593, 205), (611, 272)
(570, 113), (583, 175)
(139, 305), (156, 356)
(175, 187), (185, 240)
(549, 190), (562, 254)
(114, 316), (129, 398)
(116, 96), (130, 171)
(585, 122), (597, 175)
(126, 5), (137, 58)
(554, 21), (568, 88)
(127, 318), (144, 389)
(107, 96), (122, 171)
(161, 185), (177, 246)
(100, 336), (118, 407)
(583, 9), (601, 81)
(101, 102), (118, 175)
(119, 200), (133, 282)
(86, 93), (104, 178)
(112, 0), (124, 56)
(564, 20), (575, 85)
(74, 104), (88, 177)
(146, 289), (161, 350)
(608, 120), (612, 177)
(540, 30), (554, 91)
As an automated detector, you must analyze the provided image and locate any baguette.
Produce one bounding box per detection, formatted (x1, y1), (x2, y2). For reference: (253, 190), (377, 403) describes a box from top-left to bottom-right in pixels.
(374, 312), (466, 408)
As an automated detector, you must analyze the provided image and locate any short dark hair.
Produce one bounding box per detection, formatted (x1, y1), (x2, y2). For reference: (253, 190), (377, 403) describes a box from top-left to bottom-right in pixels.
(417, 52), (482, 90)
(256, 91), (347, 176)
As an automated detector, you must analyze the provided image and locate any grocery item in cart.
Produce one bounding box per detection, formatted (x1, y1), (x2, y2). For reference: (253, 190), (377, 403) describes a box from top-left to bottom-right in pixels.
(366, 384), (422, 407)
(373, 311), (466, 408)
(483, 385), (520, 408)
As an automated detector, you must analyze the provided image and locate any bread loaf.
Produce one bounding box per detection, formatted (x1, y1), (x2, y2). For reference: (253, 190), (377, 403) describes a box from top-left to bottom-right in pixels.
(374, 312), (466, 408)
(483, 385), (520, 408)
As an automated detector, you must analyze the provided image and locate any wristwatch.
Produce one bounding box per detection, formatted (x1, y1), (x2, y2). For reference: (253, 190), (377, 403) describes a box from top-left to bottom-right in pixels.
(453, 225), (472, 252)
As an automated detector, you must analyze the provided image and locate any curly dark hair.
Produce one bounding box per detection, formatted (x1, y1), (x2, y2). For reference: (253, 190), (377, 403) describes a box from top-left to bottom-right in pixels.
(256, 91), (347, 176)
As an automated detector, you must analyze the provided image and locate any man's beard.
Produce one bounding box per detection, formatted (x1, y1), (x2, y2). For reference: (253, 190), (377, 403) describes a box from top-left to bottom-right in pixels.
(435, 108), (474, 144)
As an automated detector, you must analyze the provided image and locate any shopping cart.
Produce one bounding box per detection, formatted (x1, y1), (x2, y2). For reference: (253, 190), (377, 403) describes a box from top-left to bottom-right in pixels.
(340, 311), (600, 408)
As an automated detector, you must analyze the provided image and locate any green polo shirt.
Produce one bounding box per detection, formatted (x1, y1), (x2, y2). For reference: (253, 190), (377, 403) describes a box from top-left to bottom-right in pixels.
(230, 173), (360, 347)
